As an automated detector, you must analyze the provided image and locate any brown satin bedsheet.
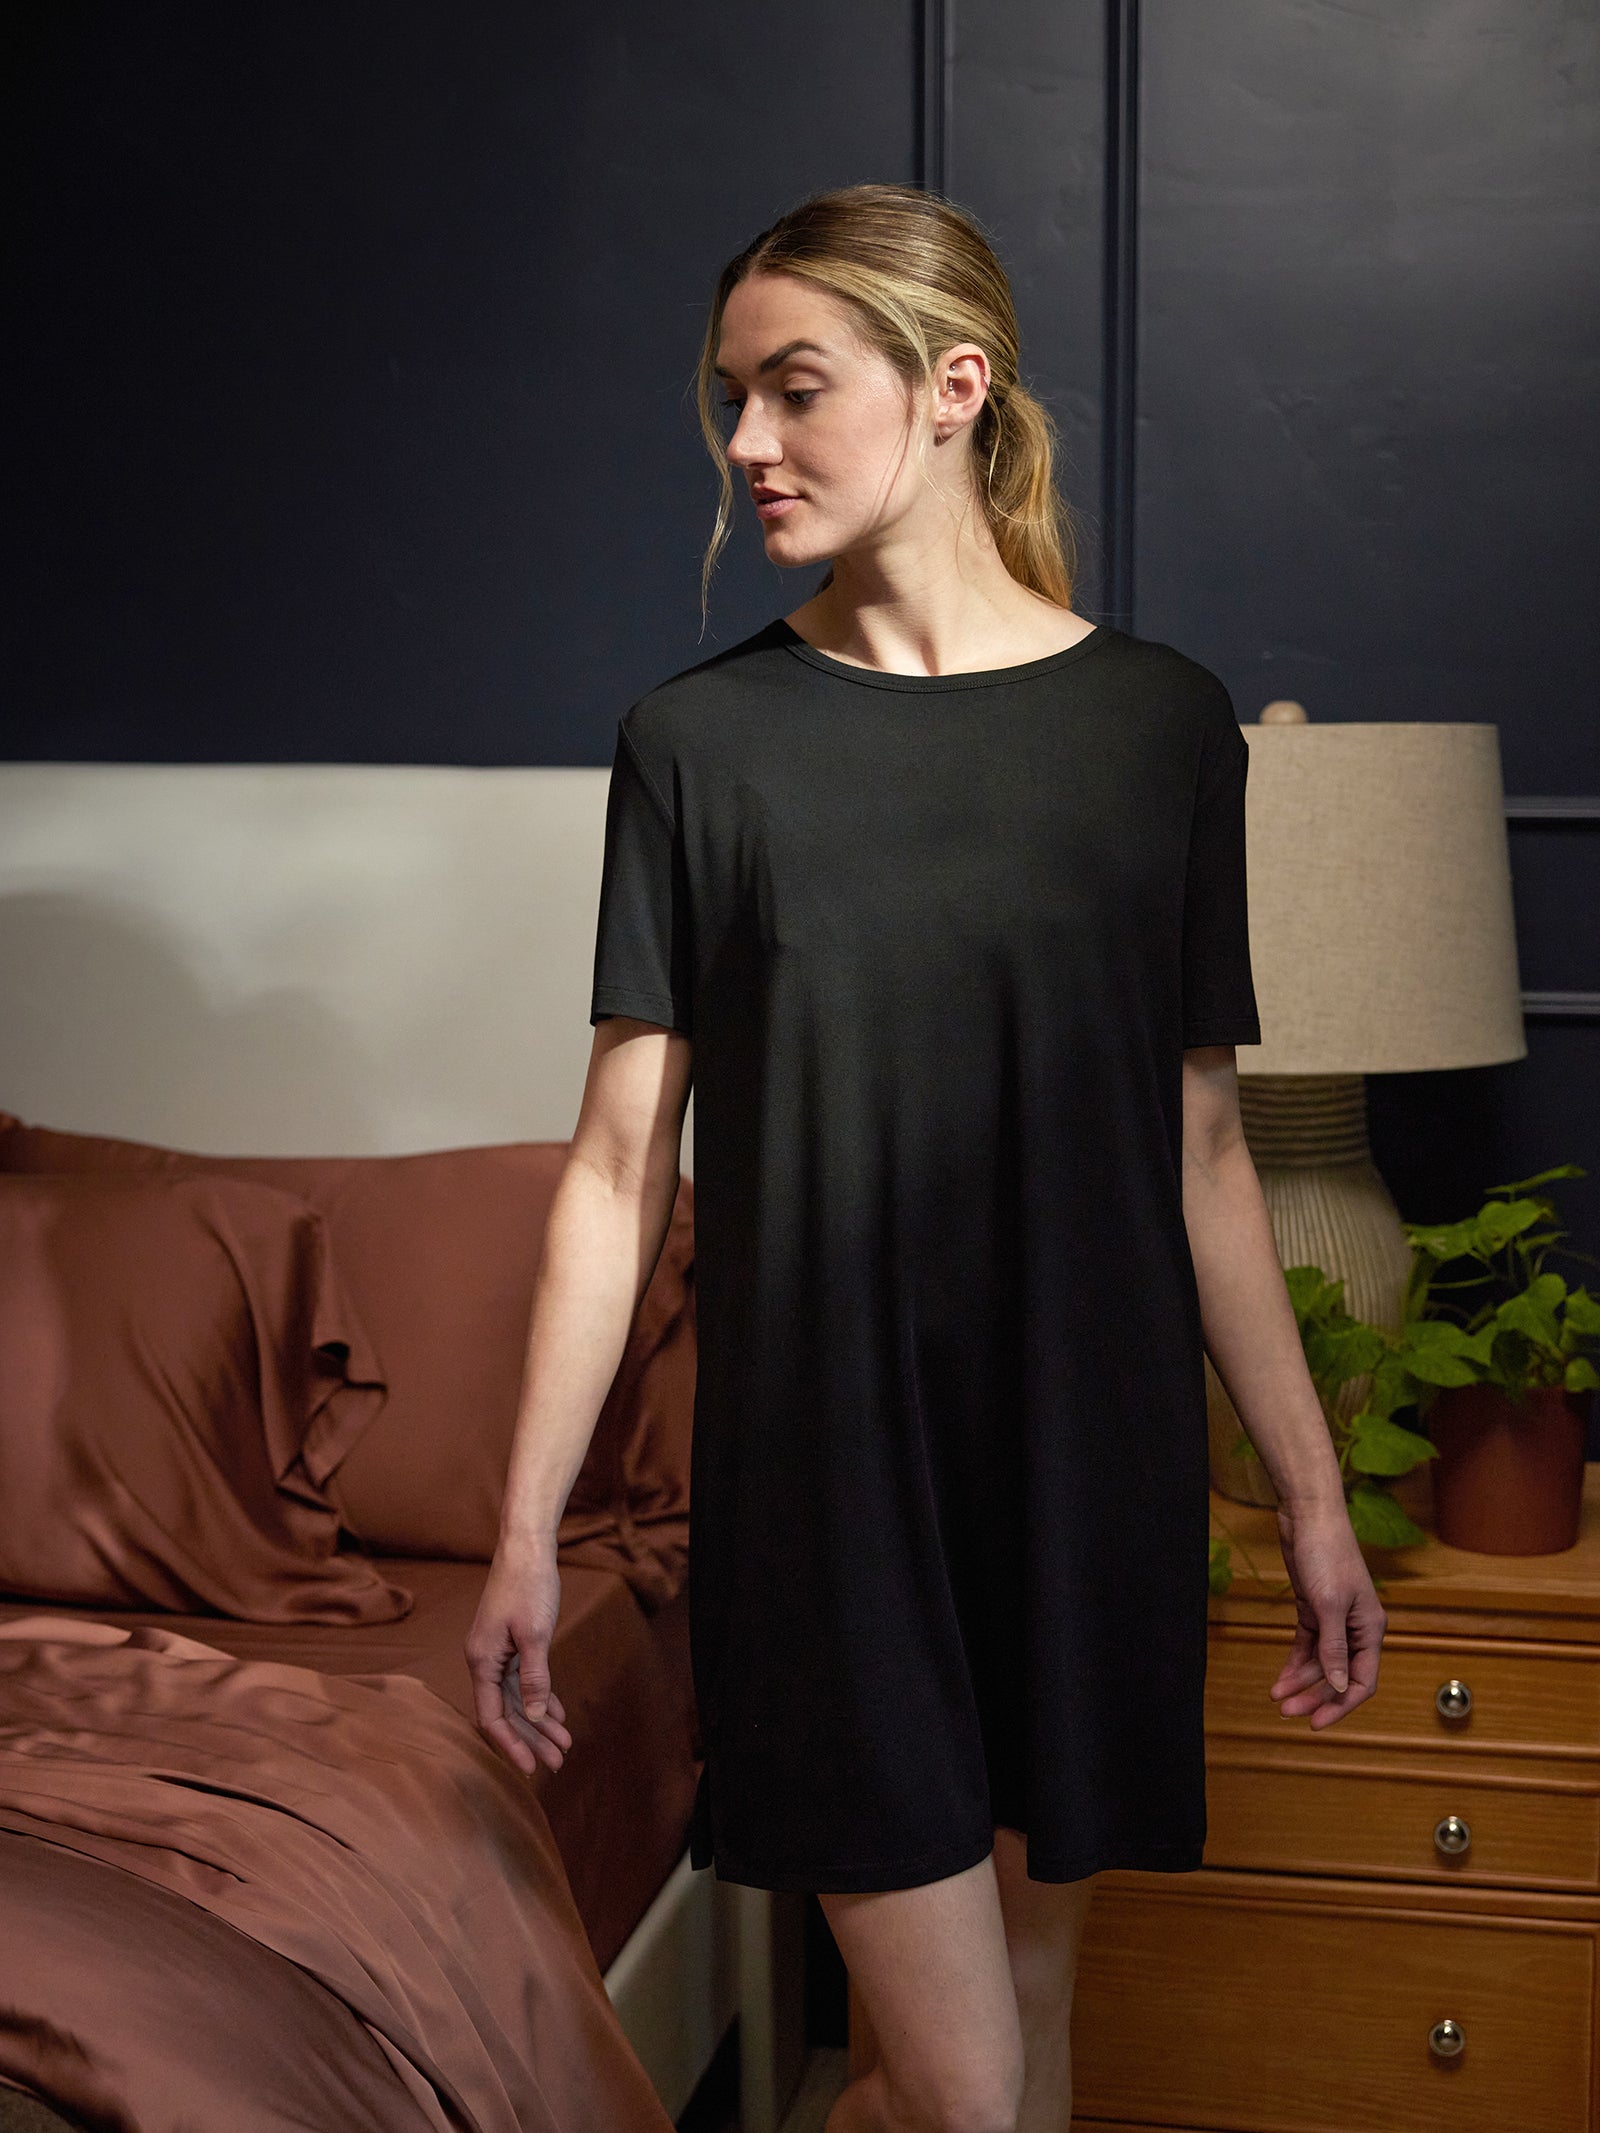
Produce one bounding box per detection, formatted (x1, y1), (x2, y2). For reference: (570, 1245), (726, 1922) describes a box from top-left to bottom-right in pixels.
(0, 1615), (679, 2133)
(0, 1554), (700, 1975)
(1, 1828), (465, 2130)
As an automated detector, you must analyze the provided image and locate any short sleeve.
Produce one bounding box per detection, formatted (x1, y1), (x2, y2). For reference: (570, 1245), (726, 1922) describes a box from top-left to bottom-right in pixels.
(589, 716), (694, 1036)
(1180, 690), (1262, 1049)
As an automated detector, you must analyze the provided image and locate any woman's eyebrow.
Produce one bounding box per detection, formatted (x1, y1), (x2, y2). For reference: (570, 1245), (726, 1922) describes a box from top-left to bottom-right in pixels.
(712, 338), (832, 380)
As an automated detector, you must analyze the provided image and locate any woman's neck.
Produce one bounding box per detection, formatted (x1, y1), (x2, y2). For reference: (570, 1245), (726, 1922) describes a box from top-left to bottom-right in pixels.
(785, 571), (1095, 678)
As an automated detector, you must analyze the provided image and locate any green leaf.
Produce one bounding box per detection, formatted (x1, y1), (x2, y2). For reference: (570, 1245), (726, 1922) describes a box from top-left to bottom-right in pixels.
(1208, 1537), (1234, 1596)
(1496, 1298), (1562, 1359)
(1484, 1164), (1585, 1197)
(1563, 1287), (1600, 1336)
(1402, 1319), (1480, 1353)
(1366, 1350), (1423, 1417)
(1402, 1219), (1477, 1260)
(1395, 1321), (1484, 1386)
(1404, 1349), (1481, 1387)
(1347, 1482), (1427, 1549)
(1566, 1356), (1600, 1393)
(1489, 1323), (1537, 1375)
(1302, 1323), (1387, 1390)
(1285, 1264), (1344, 1314)
(1474, 1197), (1546, 1245)
(1347, 1413), (1440, 1476)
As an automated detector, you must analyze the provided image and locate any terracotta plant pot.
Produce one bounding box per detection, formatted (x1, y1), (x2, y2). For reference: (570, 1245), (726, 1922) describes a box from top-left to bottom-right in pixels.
(1425, 1383), (1592, 1555)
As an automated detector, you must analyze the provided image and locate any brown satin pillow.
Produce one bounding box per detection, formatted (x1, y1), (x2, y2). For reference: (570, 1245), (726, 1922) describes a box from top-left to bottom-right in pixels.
(0, 1117), (696, 1599)
(0, 1172), (411, 1624)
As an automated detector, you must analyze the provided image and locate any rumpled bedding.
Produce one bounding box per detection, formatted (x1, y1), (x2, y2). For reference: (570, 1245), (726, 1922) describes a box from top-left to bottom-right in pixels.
(0, 1614), (675, 2132)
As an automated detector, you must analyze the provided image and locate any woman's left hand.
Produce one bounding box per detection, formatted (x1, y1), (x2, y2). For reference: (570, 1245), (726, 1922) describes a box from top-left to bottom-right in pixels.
(1268, 1497), (1388, 1727)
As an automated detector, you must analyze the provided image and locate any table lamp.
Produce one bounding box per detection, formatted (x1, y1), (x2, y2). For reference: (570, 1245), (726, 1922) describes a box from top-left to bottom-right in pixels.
(1211, 706), (1527, 1506)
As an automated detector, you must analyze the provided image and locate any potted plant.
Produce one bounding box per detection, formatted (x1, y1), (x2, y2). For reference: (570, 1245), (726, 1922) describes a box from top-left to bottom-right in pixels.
(1396, 1164), (1600, 1554)
(1209, 1164), (1600, 1591)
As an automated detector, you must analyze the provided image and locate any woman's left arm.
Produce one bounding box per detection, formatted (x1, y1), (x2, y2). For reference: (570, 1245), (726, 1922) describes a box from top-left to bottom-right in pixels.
(1181, 1044), (1388, 1729)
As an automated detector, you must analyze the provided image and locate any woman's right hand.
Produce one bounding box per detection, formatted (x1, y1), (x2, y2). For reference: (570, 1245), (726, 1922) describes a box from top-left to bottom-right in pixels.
(466, 1532), (572, 1777)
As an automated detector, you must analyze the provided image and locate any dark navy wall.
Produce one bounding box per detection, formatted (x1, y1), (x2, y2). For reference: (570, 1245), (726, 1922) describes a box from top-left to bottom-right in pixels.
(1139, 2), (1598, 788)
(1127, 0), (1599, 1294)
(6, 0), (1597, 1271)
(3, 1), (917, 763)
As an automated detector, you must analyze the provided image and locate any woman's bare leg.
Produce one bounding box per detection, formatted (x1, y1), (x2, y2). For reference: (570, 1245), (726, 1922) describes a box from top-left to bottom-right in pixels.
(990, 1826), (1098, 2133)
(819, 1847), (1025, 2133)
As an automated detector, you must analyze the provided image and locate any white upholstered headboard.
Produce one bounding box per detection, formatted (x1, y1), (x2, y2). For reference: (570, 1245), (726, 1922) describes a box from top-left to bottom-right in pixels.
(0, 764), (694, 1171)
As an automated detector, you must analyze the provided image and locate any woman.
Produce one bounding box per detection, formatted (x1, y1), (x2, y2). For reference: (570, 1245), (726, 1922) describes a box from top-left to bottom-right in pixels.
(469, 183), (1386, 2133)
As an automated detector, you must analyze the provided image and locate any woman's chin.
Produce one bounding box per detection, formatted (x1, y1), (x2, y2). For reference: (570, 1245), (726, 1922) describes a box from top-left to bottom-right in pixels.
(763, 525), (825, 564)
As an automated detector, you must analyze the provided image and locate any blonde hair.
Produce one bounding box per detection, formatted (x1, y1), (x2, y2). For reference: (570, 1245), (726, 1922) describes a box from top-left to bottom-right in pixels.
(692, 182), (1084, 631)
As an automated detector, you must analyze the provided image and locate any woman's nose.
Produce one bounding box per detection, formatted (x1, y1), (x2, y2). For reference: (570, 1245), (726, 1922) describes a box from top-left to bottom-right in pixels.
(725, 413), (778, 466)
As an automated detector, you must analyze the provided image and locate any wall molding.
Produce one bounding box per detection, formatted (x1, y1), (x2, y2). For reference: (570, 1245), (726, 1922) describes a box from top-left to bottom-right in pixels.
(1504, 797), (1600, 822)
(1504, 797), (1598, 1021)
(1523, 992), (1600, 1021)
(918, 0), (952, 196)
(1100, 0), (1140, 630)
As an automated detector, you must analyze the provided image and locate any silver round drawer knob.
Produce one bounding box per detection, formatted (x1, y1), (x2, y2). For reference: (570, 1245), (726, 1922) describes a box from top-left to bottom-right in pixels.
(1428, 2018), (1466, 2058)
(1433, 1814), (1471, 1856)
(1436, 1678), (1473, 1721)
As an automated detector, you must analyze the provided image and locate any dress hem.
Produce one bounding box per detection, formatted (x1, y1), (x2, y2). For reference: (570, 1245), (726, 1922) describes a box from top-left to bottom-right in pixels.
(692, 1829), (1208, 1895)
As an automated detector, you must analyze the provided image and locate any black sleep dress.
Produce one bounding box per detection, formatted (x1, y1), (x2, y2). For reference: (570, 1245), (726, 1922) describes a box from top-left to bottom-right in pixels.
(588, 614), (1262, 1894)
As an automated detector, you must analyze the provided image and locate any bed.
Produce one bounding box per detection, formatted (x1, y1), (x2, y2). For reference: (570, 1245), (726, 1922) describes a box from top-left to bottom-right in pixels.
(0, 764), (809, 2133)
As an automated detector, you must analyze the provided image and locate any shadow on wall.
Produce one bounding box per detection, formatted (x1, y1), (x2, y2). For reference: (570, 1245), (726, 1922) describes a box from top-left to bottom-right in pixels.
(0, 892), (382, 1154)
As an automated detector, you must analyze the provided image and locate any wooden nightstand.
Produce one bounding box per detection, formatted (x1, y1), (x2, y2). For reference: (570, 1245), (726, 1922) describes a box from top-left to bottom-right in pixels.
(1068, 1462), (1600, 2132)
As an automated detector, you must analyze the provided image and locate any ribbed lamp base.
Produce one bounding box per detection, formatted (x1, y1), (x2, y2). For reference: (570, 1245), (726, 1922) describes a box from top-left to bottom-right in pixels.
(1208, 1074), (1416, 1509)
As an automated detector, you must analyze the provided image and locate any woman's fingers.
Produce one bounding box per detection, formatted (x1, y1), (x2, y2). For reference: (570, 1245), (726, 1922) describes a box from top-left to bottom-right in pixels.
(1270, 1619), (1382, 1724)
(467, 1632), (522, 1736)
(503, 1659), (573, 1769)
(1270, 1503), (1389, 1728)
(503, 1693), (569, 1741)
(478, 1710), (544, 1776)
(1268, 1647), (1322, 1692)
(465, 1543), (568, 1771)
(1305, 1672), (1375, 1727)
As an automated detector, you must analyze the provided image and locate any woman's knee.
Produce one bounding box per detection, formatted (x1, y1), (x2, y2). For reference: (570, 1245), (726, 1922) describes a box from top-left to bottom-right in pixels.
(872, 2052), (1025, 2133)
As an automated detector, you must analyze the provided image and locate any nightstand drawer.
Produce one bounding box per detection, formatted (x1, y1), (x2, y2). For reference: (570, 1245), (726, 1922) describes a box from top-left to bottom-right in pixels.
(1207, 1625), (1600, 1755)
(1070, 1874), (1594, 2133)
(1203, 1750), (1600, 1889)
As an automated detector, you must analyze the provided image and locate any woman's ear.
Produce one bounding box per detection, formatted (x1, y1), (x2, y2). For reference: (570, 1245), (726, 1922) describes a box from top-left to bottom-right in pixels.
(933, 346), (991, 440)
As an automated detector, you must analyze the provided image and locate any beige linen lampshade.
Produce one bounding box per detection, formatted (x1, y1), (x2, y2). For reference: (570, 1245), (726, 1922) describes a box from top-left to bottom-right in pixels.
(1235, 720), (1526, 1077)
(1210, 709), (1528, 1508)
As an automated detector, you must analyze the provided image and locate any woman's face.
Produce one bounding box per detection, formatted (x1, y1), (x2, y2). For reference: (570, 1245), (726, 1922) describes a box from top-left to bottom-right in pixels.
(713, 270), (982, 572)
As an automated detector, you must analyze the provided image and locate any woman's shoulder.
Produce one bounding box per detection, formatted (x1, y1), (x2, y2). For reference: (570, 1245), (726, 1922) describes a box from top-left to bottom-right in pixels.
(618, 617), (793, 758)
(1100, 625), (1228, 696)
(1099, 629), (1245, 748)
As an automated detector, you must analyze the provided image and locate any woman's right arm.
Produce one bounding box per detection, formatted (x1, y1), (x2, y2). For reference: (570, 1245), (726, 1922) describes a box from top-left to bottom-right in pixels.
(466, 1015), (693, 1776)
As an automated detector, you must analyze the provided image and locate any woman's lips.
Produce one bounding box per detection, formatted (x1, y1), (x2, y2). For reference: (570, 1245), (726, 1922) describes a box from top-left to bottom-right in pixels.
(756, 496), (801, 519)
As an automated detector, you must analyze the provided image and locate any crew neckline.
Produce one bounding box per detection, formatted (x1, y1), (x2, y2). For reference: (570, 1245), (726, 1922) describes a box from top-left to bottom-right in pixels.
(773, 615), (1115, 691)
